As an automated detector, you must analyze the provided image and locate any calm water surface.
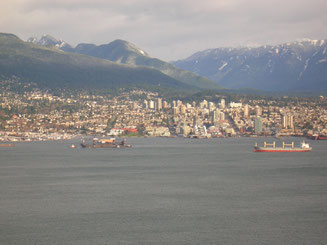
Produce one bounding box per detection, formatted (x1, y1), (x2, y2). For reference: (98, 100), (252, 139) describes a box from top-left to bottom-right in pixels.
(0, 137), (326, 244)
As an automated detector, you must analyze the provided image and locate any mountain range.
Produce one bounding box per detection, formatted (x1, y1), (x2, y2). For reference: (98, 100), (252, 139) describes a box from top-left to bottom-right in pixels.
(0, 33), (192, 92)
(2, 33), (327, 93)
(172, 39), (327, 92)
(27, 35), (221, 90)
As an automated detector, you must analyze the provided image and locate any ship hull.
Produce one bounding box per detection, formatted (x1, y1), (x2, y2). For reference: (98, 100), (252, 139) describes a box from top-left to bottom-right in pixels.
(81, 142), (131, 148)
(254, 147), (311, 152)
(81, 143), (119, 148)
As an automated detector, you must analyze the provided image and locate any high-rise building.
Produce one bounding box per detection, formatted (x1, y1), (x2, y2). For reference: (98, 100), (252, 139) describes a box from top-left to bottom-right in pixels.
(219, 111), (225, 121)
(244, 104), (249, 118)
(203, 100), (208, 108)
(143, 100), (148, 109)
(282, 113), (294, 130)
(212, 110), (218, 125)
(163, 101), (169, 109)
(254, 117), (263, 134)
(220, 99), (226, 109)
(193, 116), (198, 127)
(208, 102), (215, 112)
(180, 105), (186, 114)
(255, 106), (262, 116)
(156, 98), (162, 111)
(149, 100), (155, 109)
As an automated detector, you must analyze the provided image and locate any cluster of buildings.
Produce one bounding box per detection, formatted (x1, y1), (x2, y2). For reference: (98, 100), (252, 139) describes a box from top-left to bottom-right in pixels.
(1, 88), (327, 141)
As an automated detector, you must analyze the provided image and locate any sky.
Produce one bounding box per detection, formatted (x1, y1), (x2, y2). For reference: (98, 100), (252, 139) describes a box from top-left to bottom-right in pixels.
(1, 0), (327, 61)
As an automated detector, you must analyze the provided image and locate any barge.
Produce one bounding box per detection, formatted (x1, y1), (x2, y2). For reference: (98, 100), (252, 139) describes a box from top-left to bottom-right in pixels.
(81, 138), (131, 148)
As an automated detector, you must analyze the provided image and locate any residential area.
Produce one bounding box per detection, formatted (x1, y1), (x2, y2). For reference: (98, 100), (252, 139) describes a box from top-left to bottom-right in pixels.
(1, 87), (327, 141)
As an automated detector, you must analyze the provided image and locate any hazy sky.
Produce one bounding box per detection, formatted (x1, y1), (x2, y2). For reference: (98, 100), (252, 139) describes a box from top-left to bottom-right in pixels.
(1, 0), (327, 61)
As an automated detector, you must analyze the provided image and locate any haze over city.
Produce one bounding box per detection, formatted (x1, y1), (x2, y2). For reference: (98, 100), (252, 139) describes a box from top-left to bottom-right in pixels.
(1, 0), (327, 60)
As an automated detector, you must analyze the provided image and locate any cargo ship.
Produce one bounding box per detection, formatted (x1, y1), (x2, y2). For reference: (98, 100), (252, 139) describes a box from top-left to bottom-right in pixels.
(253, 141), (311, 152)
(81, 138), (131, 148)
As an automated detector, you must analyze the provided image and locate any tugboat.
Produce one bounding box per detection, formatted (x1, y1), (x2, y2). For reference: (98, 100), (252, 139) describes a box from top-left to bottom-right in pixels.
(307, 134), (327, 140)
(0, 143), (15, 147)
(81, 138), (131, 148)
(254, 141), (311, 152)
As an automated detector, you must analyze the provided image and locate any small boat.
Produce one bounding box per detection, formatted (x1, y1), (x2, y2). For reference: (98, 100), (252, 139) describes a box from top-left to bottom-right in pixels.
(254, 141), (311, 152)
(307, 134), (327, 140)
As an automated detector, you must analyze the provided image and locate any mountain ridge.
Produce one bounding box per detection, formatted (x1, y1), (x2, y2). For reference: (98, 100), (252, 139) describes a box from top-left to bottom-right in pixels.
(172, 39), (327, 91)
(27, 35), (222, 90)
(0, 33), (193, 92)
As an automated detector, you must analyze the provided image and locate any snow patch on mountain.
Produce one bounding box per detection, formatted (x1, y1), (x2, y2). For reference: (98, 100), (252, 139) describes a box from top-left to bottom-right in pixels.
(267, 59), (274, 73)
(27, 35), (72, 50)
(172, 38), (327, 91)
(27, 37), (38, 44)
(218, 62), (228, 71)
(138, 49), (145, 56)
(298, 58), (310, 80)
(317, 59), (327, 63)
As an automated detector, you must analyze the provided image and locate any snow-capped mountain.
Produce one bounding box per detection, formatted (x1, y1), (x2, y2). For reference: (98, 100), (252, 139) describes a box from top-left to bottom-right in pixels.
(27, 35), (221, 90)
(27, 34), (73, 51)
(1, 33), (189, 92)
(172, 39), (327, 91)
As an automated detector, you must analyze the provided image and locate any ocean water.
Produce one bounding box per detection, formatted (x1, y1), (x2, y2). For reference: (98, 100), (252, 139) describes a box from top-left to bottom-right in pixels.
(0, 137), (326, 244)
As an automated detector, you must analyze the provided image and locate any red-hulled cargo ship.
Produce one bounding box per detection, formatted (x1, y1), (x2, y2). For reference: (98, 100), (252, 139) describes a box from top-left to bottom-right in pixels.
(254, 141), (311, 152)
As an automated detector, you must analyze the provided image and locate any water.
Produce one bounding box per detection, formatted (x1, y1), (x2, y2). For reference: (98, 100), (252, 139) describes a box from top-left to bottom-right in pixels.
(0, 137), (326, 244)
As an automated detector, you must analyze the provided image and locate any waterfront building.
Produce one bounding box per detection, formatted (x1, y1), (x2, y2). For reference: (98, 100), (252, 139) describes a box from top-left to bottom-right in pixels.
(193, 116), (198, 127)
(212, 110), (219, 125)
(282, 113), (294, 130)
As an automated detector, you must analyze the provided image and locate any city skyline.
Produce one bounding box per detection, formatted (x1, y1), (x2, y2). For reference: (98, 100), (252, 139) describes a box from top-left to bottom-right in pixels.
(1, 85), (326, 141)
